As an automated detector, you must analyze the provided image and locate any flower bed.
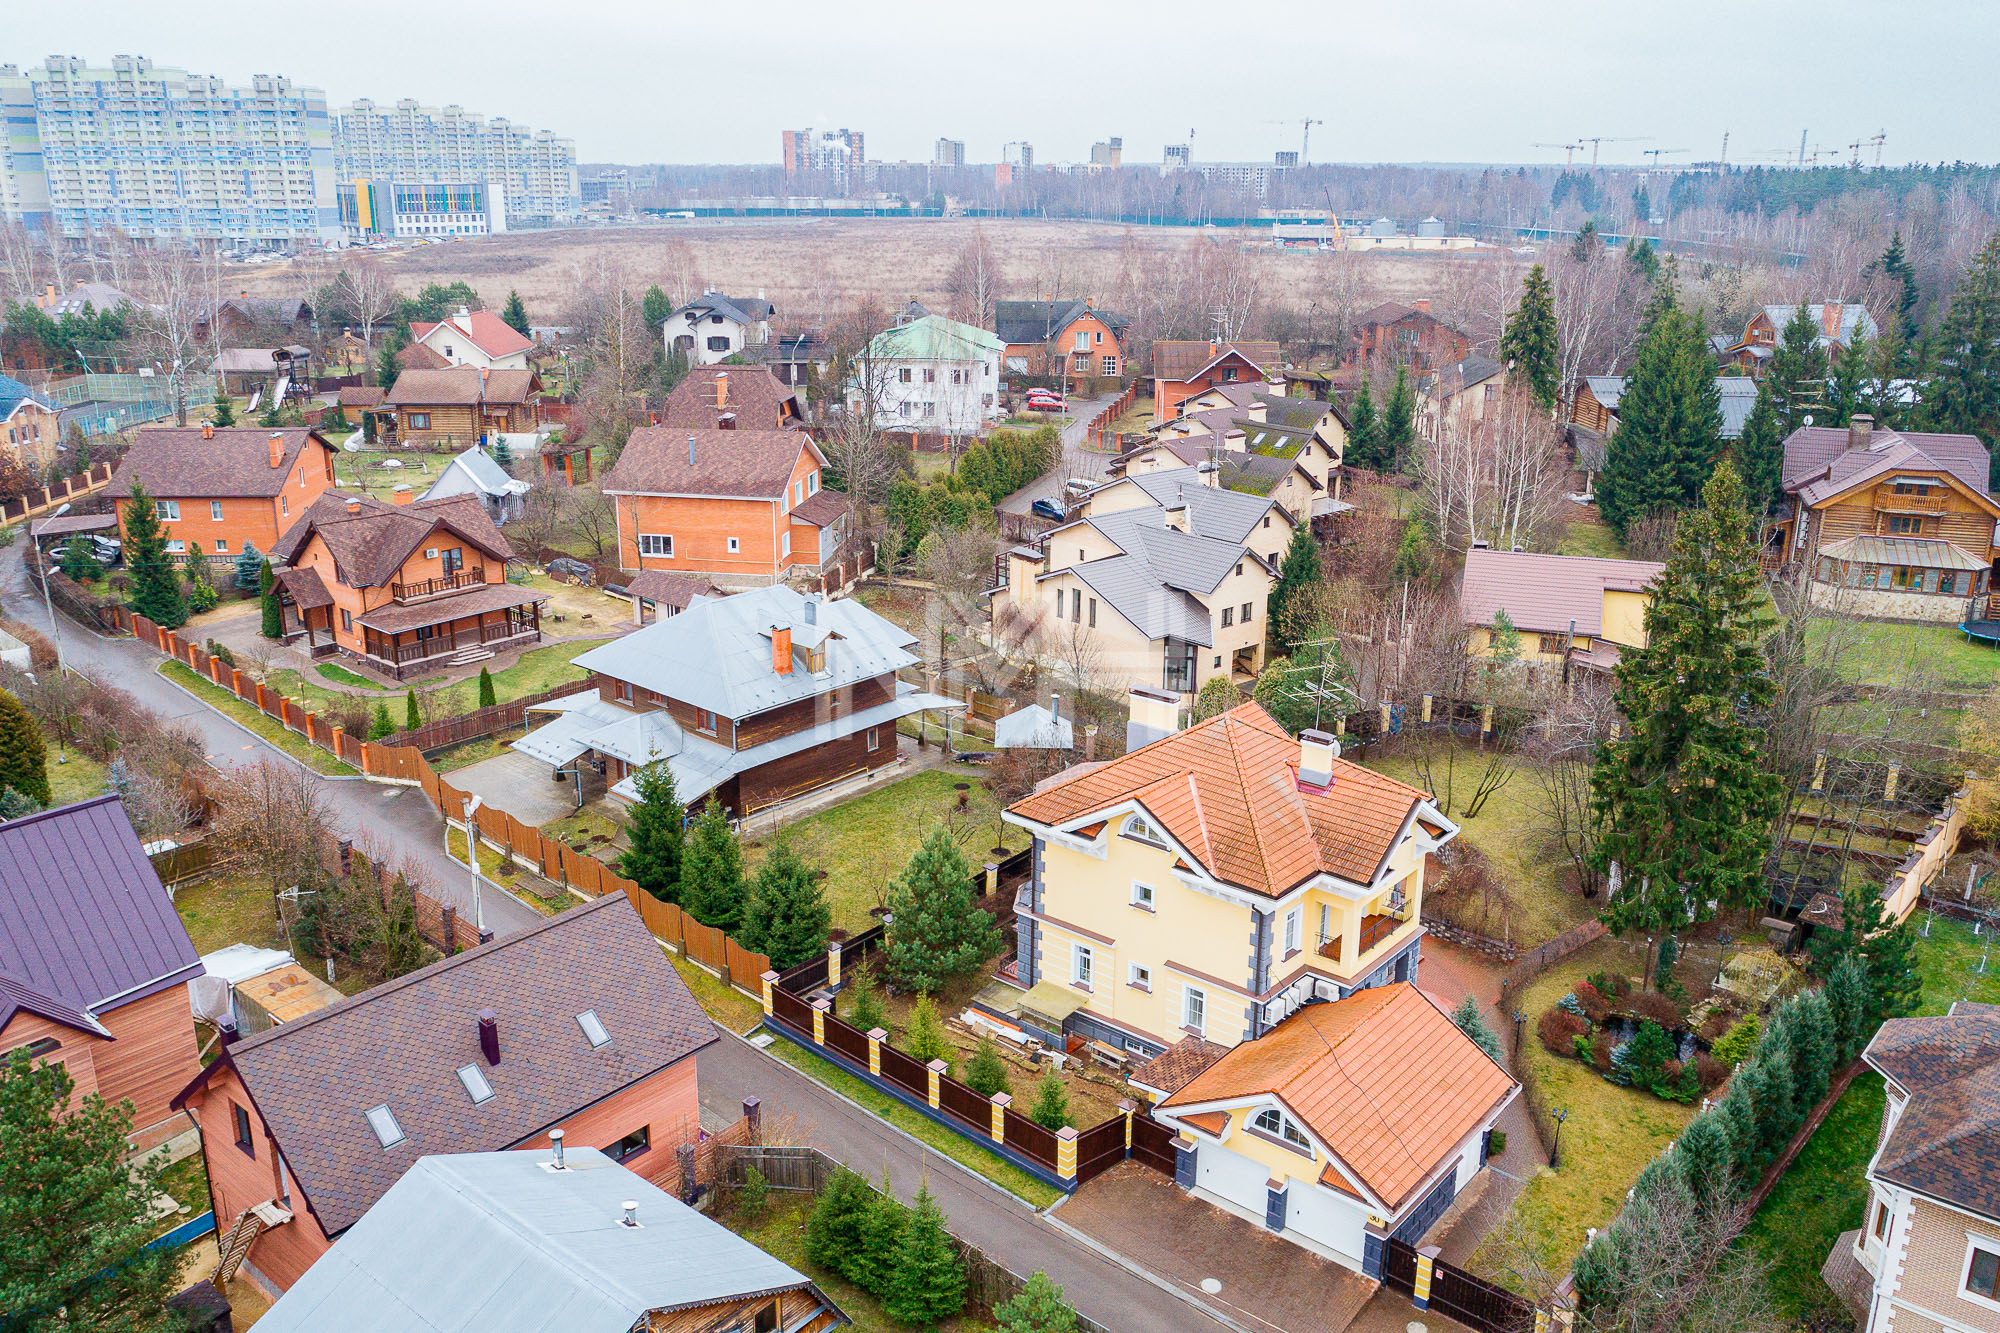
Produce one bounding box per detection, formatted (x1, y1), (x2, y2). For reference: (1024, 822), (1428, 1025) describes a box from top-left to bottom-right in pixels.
(1536, 972), (1735, 1104)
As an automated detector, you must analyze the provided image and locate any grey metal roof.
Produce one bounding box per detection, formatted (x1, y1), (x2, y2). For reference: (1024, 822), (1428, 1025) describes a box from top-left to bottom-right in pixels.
(1121, 468), (1278, 546)
(1061, 555), (1215, 645)
(994, 704), (1074, 750)
(1087, 507), (1252, 596)
(254, 1149), (836, 1333)
(568, 586), (921, 721)
(675, 292), (775, 327)
(1818, 534), (1989, 571)
(0, 796), (201, 1034)
(1582, 374), (1758, 440)
(423, 444), (532, 503)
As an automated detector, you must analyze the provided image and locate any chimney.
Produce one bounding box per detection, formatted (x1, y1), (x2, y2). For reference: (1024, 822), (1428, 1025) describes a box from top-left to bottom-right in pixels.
(1127, 685), (1182, 749)
(477, 1009), (500, 1065)
(1414, 299), (1431, 314)
(201, 421), (214, 440)
(239, 290), (248, 299)
(771, 624), (793, 674)
(687, 435), (697, 466)
(715, 371), (729, 409)
(717, 411), (737, 431)
(218, 1018), (240, 1047)
(620, 1201), (641, 1229)
(479, 366), (489, 395)
(1221, 428), (1248, 453)
(1821, 301), (1843, 337)
(1049, 693), (1061, 724)
(345, 498), (362, 515)
(1245, 400), (1268, 424)
(42, 283), (54, 306)
(1163, 498), (1190, 531)
(390, 484), (414, 505)
(1298, 729), (1339, 789)
(1849, 414), (1876, 449)
(804, 595), (817, 625)
(454, 305), (473, 334)
(549, 1128), (566, 1170)
(268, 432), (284, 468)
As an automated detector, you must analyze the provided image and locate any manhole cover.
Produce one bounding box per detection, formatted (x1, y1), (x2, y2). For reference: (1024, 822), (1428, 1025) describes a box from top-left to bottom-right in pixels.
(1199, 1279), (1222, 1295)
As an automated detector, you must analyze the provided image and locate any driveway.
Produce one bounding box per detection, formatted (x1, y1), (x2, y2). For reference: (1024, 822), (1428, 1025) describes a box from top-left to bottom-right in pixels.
(451, 748), (581, 827)
(996, 390), (1126, 516)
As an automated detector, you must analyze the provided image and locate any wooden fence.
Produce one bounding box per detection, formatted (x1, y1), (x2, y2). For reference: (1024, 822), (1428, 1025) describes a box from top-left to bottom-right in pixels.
(378, 678), (597, 751)
(1, 461), (114, 524)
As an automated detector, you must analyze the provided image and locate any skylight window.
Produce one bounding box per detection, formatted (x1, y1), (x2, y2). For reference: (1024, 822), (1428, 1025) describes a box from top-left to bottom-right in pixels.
(456, 1064), (495, 1105)
(365, 1104), (406, 1149)
(576, 1010), (611, 1049)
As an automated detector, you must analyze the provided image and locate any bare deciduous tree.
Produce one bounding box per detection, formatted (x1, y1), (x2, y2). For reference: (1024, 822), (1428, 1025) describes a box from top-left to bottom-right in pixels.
(1421, 383), (1570, 556)
(130, 241), (222, 425)
(340, 254), (401, 353)
(944, 227), (1003, 331)
(210, 760), (339, 921)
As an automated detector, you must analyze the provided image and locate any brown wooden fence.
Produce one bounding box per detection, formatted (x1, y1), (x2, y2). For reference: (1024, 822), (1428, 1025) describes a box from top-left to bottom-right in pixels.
(378, 678), (597, 751)
(1, 461), (113, 524)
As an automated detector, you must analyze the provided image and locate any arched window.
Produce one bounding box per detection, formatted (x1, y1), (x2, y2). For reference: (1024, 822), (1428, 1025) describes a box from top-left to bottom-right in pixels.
(1252, 1106), (1312, 1151)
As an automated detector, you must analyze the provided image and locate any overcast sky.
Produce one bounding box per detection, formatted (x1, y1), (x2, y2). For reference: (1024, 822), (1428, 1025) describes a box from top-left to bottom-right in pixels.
(11, 1), (1997, 169)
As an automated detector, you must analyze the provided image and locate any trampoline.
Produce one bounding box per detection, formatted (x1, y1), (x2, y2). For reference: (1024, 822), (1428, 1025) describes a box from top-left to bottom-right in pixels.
(1961, 619), (2000, 646)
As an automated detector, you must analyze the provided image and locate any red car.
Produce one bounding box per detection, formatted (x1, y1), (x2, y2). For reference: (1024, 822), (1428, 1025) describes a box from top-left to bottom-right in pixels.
(1024, 391), (1066, 413)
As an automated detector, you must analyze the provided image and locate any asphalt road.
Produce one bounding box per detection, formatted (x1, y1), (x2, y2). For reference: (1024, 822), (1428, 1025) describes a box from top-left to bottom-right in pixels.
(0, 552), (544, 937)
(996, 391), (1126, 517)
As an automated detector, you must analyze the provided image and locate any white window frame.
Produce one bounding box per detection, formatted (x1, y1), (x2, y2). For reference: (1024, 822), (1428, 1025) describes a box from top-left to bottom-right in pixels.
(727, 536), (740, 553)
(808, 472), (819, 495)
(1963, 1234), (2000, 1311)
(214, 538), (228, 553)
(1072, 942), (1094, 990)
(781, 530), (791, 558)
(1074, 330), (1089, 352)
(638, 533), (673, 558)
(1182, 985), (1207, 1034)
(1283, 908), (1301, 956)
(1125, 813), (1166, 847)
(209, 500), (223, 521)
(1129, 963), (1151, 991)
(866, 726), (880, 751)
(1131, 881), (1156, 912)
(155, 499), (180, 521)
(1252, 1106), (1313, 1152)
(165, 539), (185, 554)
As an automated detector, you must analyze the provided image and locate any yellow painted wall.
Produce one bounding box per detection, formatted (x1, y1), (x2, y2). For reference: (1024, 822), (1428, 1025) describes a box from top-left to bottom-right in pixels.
(1600, 589), (1651, 647)
(1465, 626), (1570, 665)
(1045, 524), (1127, 572)
(1204, 1105), (1328, 1191)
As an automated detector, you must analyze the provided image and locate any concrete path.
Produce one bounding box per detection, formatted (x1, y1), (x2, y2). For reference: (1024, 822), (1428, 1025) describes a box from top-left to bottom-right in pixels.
(450, 748), (580, 827)
(0, 554), (545, 938)
(698, 1029), (1239, 1332)
(996, 391), (1125, 516)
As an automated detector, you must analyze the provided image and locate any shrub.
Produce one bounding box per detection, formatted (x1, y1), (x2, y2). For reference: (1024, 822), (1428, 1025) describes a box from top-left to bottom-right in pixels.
(187, 582), (219, 614)
(1626, 990), (1684, 1030)
(1586, 970), (1631, 998)
(1573, 1032), (1594, 1062)
(1625, 1020), (1676, 1093)
(1574, 981), (1612, 1023)
(1029, 1069), (1072, 1131)
(1589, 1030), (1615, 1073)
(843, 964), (886, 1034)
(1694, 1051), (1730, 1092)
(964, 1036), (1011, 1098)
(736, 1165), (769, 1223)
(994, 1271), (1077, 1333)
(1711, 1015), (1759, 1066)
(904, 995), (955, 1075)
(1557, 992), (1585, 1018)
(1487, 1130), (1507, 1157)
(1697, 1008), (1736, 1043)
(204, 638), (236, 669)
(1540, 1007), (1589, 1056)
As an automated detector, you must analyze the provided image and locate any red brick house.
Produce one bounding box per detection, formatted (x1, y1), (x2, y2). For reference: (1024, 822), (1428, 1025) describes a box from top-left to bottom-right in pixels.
(1151, 341), (1282, 421)
(1343, 301), (1471, 377)
(994, 300), (1131, 389)
(171, 893), (715, 1297)
(107, 426), (338, 566)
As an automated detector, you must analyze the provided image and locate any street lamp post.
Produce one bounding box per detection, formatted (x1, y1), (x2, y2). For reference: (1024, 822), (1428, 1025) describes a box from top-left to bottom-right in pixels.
(461, 793), (485, 936)
(1551, 1106), (1570, 1170)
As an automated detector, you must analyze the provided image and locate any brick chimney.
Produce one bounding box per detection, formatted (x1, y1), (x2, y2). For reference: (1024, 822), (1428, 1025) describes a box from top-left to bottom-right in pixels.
(1849, 414), (1876, 450)
(718, 412), (737, 431)
(1127, 686), (1182, 749)
(345, 498), (362, 514)
(1298, 729), (1339, 789)
(715, 370), (729, 409)
(268, 432), (284, 468)
(477, 1009), (500, 1065)
(1821, 301), (1843, 337)
(201, 422), (214, 440)
(1414, 299), (1432, 314)
(390, 484), (414, 505)
(771, 625), (793, 675)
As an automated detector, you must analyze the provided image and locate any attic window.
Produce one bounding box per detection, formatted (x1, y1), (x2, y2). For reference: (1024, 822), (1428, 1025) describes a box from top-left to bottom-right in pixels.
(365, 1104), (406, 1149)
(576, 1009), (611, 1049)
(456, 1064), (495, 1105)
(1125, 814), (1166, 847)
(1253, 1106), (1312, 1152)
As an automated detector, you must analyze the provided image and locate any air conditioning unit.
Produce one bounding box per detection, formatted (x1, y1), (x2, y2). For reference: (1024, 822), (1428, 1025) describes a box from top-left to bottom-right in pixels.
(425, 548), (439, 559)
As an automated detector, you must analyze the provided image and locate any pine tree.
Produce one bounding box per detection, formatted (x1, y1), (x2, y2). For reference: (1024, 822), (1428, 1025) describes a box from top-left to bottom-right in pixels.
(1926, 234), (2000, 484)
(903, 994), (954, 1076)
(883, 1184), (965, 1326)
(234, 540), (262, 588)
(210, 388), (235, 427)
(477, 666), (497, 708)
(369, 699), (395, 740)
(884, 828), (1004, 992)
(735, 1165), (769, 1223)
(995, 1271), (1079, 1333)
(1828, 326), (1873, 425)
(1451, 995), (1504, 1063)
(1266, 521), (1322, 658)
(804, 1167), (875, 1280)
(1346, 378), (1381, 470)
(1499, 263), (1561, 409)
(617, 762), (686, 903)
(1487, 608), (1523, 663)
(1765, 303), (1832, 438)
(964, 1035), (1011, 1098)
(1590, 459), (1780, 934)
(1808, 876), (1919, 1020)
(0, 689), (50, 808)
(405, 689), (421, 731)
(375, 338), (401, 390)
(742, 840), (830, 969)
(0, 1049), (189, 1332)
(1732, 372), (1785, 515)
(679, 797), (746, 933)
(1596, 300), (1723, 537)
(641, 284), (675, 331)
(1380, 363), (1416, 471)
(119, 482), (186, 629)
(844, 963), (887, 1033)
(1029, 1069), (1072, 1130)
(501, 289), (531, 336)
(258, 557), (282, 638)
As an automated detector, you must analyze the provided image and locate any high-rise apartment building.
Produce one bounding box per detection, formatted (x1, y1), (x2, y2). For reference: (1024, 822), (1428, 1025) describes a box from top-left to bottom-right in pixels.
(1090, 138), (1123, 169)
(0, 55), (339, 245)
(781, 128), (865, 188)
(332, 98), (579, 228)
(933, 138), (965, 168)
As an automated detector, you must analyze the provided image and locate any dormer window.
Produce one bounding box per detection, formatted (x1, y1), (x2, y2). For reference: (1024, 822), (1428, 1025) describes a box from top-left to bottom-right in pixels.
(1125, 813), (1166, 847)
(1252, 1106), (1312, 1152)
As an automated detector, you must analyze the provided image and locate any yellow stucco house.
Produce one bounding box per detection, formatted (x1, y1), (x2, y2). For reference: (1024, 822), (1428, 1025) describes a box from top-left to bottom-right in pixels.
(996, 693), (1458, 1065)
(1458, 547), (1664, 673)
(992, 466), (1296, 698)
(1112, 384), (1350, 524)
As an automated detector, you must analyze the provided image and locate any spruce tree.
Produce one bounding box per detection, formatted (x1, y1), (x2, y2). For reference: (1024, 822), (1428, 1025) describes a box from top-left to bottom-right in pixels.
(491, 435), (514, 469)
(477, 666), (497, 708)
(1926, 234), (2000, 484)
(742, 840), (830, 969)
(369, 699), (395, 740)
(804, 1167), (875, 1280)
(1499, 263), (1561, 409)
(58, 537), (101, 582)
(1596, 300), (1722, 537)
(616, 762), (686, 903)
(1029, 1069), (1072, 1130)
(1880, 230), (1920, 340)
(210, 388), (235, 427)
(234, 540), (262, 588)
(1732, 372), (1785, 515)
(1668, 1110), (1737, 1205)
(1808, 876), (1919, 1020)
(843, 962), (887, 1033)
(995, 1271), (1078, 1333)
(0, 1049), (188, 1333)
(1451, 995), (1504, 1063)
(641, 284), (675, 331)
(1824, 954), (1877, 1063)
(851, 1175), (906, 1295)
(1590, 459), (1779, 935)
(884, 828), (1003, 992)
(1487, 608), (1523, 663)
(903, 994), (954, 1076)
(375, 338), (401, 390)
(1346, 378), (1380, 470)
(964, 1035), (1011, 1098)
(259, 557), (282, 638)
(0, 689), (50, 808)
(1765, 303), (1832, 437)
(501, 289), (531, 336)
(1266, 521), (1322, 658)
(405, 689), (421, 731)
(679, 797), (746, 933)
(884, 1185), (964, 1326)
(1380, 363), (1416, 471)
(1788, 990), (1837, 1109)
(119, 482), (186, 629)
(1828, 326), (1873, 425)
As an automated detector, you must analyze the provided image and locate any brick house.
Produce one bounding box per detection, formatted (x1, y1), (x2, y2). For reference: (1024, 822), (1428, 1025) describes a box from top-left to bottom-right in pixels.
(267, 489), (545, 676)
(0, 373), (60, 473)
(171, 893), (715, 1297)
(513, 584), (959, 817)
(603, 424), (845, 585)
(409, 307), (534, 371)
(1150, 341), (1281, 422)
(660, 365), (804, 431)
(380, 367), (543, 448)
(994, 300), (1131, 389)
(1346, 301), (1470, 377)
(0, 796), (205, 1156)
(107, 425), (337, 565)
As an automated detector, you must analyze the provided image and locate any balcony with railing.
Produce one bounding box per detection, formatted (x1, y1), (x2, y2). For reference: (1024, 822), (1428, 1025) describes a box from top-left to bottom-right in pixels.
(390, 566), (486, 604)
(1315, 913), (1404, 965)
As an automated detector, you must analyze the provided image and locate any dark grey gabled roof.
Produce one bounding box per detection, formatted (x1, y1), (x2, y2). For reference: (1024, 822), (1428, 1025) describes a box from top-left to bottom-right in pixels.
(1062, 555), (1215, 646)
(674, 292), (774, 326)
(1123, 468), (1281, 546)
(0, 796), (201, 1033)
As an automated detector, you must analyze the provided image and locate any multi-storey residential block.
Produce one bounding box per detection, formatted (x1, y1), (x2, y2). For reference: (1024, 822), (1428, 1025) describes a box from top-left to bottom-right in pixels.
(934, 138), (966, 168)
(332, 98), (579, 228)
(0, 55), (339, 245)
(781, 128), (865, 188)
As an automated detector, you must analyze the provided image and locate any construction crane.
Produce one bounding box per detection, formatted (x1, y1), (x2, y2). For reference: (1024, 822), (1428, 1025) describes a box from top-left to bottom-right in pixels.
(1581, 136), (1648, 166)
(1268, 117), (1325, 164)
(1866, 130), (1887, 168)
(1642, 148), (1689, 166)
(1533, 141), (1586, 168)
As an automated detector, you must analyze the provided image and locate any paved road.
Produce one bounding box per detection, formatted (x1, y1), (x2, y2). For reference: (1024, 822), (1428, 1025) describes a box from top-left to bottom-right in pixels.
(0, 554), (544, 937)
(698, 1029), (1236, 1333)
(996, 391), (1127, 517)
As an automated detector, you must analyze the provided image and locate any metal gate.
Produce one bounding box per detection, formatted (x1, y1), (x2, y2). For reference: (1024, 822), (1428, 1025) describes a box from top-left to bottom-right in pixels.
(1382, 1238), (1536, 1333)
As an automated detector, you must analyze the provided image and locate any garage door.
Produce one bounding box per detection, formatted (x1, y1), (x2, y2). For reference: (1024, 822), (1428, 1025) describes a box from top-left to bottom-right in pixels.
(1196, 1141), (1272, 1217)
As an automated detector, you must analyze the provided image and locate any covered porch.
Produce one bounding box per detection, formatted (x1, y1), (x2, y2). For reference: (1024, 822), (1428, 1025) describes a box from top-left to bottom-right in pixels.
(1810, 534), (1992, 624)
(272, 567), (340, 659)
(356, 584), (546, 679)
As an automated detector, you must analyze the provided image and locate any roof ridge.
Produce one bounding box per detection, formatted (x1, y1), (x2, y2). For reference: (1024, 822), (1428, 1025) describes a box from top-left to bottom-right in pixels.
(0, 791), (120, 833)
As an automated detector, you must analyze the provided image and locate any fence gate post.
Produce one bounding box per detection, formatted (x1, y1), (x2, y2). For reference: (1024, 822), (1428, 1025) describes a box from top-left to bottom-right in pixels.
(1118, 1098), (1136, 1155)
(826, 938), (842, 990)
(1480, 703), (1494, 737)
(810, 997), (829, 1046)
(1378, 700), (1391, 734)
(1886, 761), (1901, 802)
(926, 1059), (946, 1109)
(1173, 1135), (1196, 1189)
(1361, 1222), (1388, 1280)
(1056, 1126), (1078, 1183)
(1811, 750), (1827, 792)
(759, 970), (778, 1018)
(1421, 694), (1432, 723)
(989, 1092), (1010, 1144)
(867, 1027), (886, 1076)
(742, 1096), (761, 1146)
(1412, 1246), (1438, 1311)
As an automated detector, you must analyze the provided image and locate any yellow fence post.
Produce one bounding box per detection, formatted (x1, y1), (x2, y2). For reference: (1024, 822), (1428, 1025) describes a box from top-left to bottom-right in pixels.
(1421, 694), (1432, 723)
(759, 970), (778, 1018)
(1378, 701), (1391, 734)
(1480, 703), (1494, 737)
(1056, 1126), (1078, 1182)
(867, 1027), (886, 1077)
(826, 939), (842, 989)
(1413, 1247), (1438, 1311)
(926, 1059), (946, 1109)
(1811, 751), (1826, 792)
(1886, 762), (1902, 802)
(990, 1092), (1010, 1143)
(1119, 1098), (1136, 1152)
(810, 997), (829, 1046)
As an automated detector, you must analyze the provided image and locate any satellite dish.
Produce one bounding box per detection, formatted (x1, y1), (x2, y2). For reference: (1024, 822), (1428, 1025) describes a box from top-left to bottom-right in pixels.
(1801, 413), (1815, 427)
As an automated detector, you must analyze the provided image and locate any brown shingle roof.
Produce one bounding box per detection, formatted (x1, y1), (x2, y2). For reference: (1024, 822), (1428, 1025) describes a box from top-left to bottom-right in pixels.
(1457, 549), (1665, 639)
(791, 489), (847, 526)
(1007, 702), (1438, 896)
(661, 366), (803, 430)
(1152, 341), (1282, 384)
(182, 894), (715, 1237)
(1162, 984), (1516, 1209)
(107, 427), (333, 501)
(386, 366), (540, 407)
(604, 427), (821, 501)
(624, 570), (718, 611)
(272, 565), (334, 610)
(1866, 1002), (2000, 1221)
(395, 342), (450, 372)
(338, 386), (386, 408)
(1783, 427), (1996, 507)
(271, 491), (513, 589)
(1130, 1034), (1230, 1096)
(357, 581), (545, 632)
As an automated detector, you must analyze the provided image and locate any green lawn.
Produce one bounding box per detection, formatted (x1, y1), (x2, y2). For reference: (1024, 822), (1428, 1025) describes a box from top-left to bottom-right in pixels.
(1556, 517), (1623, 558)
(670, 951), (764, 1033)
(158, 661), (357, 775)
(45, 749), (110, 807)
(1912, 915), (2000, 1016)
(315, 662), (377, 689)
(1809, 617), (2000, 689)
(426, 729), (525, 772)
(1742, 1073), (1885, 1327)
(172, 873), (377, 997)
(745, 768), (1026, 935)
(726, 1201), (995, 1333)
(261, 634), (614, 724)
(760, 1032), (1062, 1210)
(1469, 941), (1698, 1293)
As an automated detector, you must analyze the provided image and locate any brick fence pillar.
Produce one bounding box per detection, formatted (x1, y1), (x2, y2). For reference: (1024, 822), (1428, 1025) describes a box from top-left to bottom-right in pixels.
(989, 1092), (1010, 1144)
(1056, 1126), (1078, 1182)
(925, 1059), (946, 1109)
(867, 1027), (886, 1076)
(810, 997), (829, 1046)
(760, 970), (778, 1017)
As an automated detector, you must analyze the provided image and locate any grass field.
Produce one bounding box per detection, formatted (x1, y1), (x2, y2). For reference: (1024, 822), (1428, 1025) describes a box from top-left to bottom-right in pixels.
(159, 661), (357, 775)
(670, 951), (763, 1033)
(726, 1200), (997, 1333)
(745, 768), (1026, 935)
(172, 873), (378, 997)
(1742, 1073), (1885, 1327)
(262, 633), (615, 719)
(1556, 517), (1623, 558)
(1809, 618), (2000, 689)
(44, 749), (110, 807)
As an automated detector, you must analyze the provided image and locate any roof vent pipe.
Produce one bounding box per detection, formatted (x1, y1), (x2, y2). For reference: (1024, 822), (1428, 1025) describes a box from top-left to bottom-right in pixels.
(688, 435), (697, 466)
(620, 1201), (640, 1228)
(549, 1128), (566, 1169)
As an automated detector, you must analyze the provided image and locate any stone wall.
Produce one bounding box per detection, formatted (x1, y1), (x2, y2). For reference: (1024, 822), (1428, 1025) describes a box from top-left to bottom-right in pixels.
(1808, 579), (1976, 625)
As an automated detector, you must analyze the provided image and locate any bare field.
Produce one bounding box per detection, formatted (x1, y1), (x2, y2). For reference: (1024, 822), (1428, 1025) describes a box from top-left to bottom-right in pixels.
(245, 217), (1515, 316)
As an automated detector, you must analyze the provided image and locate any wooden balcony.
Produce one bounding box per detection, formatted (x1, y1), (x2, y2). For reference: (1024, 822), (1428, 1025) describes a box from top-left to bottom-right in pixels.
(390, 566), (486, 604)
(1315, 913), (1403, 965)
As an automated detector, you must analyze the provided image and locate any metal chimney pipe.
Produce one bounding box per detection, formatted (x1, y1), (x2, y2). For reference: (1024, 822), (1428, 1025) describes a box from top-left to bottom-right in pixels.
(549, 1128), (565, 1169)
(688, 435), (697, 465)
(621, 1200), (640, 1228)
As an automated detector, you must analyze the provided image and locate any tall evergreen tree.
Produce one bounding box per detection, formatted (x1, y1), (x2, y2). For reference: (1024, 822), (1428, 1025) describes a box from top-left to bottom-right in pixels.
(404, 689), (421, 731)
(120, 482), (187, 629)
(1828, 325), (1873, 426)
(641, 284), (675, 331)
(679, 797), (746, 933)
(1451, 995), (1504, 1063)
(842, 962), (886, 1033)
(803, 1167), (875, 1280)
(742, 840), (830, 968)
(210, 388), (235, 427)
(1766, 303), (1832, 436)
(1590, 459), (1780, 935)
(0, 689), (50, 807)
(0, 1049), (189, 1333)
(1266, 522), (1322, 658)
(1925, 234), (2000, 486)
(374, 336), (401, 390)
(1733, 373), (1785, 515)
(258, 557), (283, 638)
(234, 540), (262, 588)
(1595, 300), (1722, 537)
(1379, 364), (1416, 471)
(1499, 263), (1561, 409)
(1346, 378), (1381, 470)
(883, 1185), (964, 1326)
(884, 828), (1004, 992)
(995, 1271), (1078, 1333)
(501, 289), (531, 336)
(476, 666), (497, 708)
(1880, 230), (1920, 340)
(1808, 876), (1920, 1020)
(616, 762), (686, 902)
(57, 536), (101, 582)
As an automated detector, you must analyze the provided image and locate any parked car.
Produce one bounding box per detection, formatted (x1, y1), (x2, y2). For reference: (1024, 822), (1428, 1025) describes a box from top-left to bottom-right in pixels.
(1025, 392), (1067, 413)
(1030, 498), (1068, 522)
(60, 535), (121, 567)
(1063, 478), (1096, 502)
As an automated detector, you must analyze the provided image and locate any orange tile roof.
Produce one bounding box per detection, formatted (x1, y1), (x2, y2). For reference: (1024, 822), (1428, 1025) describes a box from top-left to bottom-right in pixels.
(1317, 1163), (1363, 1199)
(1007, 703), (1431, 895)
(1162, 984), (1515, 1209)
(1181, 1111), (1228, 1137)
